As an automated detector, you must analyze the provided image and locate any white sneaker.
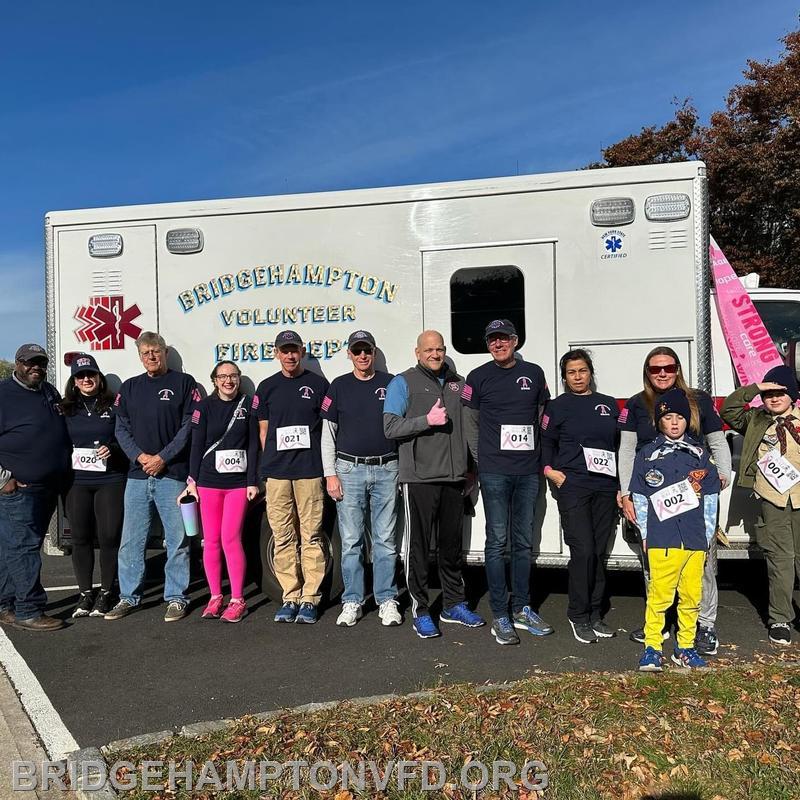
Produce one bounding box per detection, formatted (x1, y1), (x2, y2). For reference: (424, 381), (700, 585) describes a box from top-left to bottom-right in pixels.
(336, 602), (363, 627)
(378, 599), (402, 627)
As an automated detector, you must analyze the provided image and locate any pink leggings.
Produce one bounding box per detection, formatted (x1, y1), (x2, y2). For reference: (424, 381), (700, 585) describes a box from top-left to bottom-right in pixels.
(197, 487), (248, 598)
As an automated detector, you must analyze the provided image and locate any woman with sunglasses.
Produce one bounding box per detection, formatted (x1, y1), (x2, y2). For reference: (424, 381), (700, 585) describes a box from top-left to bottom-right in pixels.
(61, 354), (127, 618)
(180, 361), (259, 623)
(618, 345), (731, 652)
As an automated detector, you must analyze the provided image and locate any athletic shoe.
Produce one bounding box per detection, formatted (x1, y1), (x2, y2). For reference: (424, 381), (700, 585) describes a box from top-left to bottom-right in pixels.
(513, 606), (553, 636)
(295, 602), (317, 624)
(105, 599), (135, 621)
(336, 602), (363, 627)
(378, 599), (402, 627)
(638, 646), (665, 672)
(202, 596), (224, 619)
(490, 616), (520, 645)
(629, 627), (670, 644)
(695, 626), (719, 655)
(768, 622), (792, 646)
(72, 591), (94, 619)
(671, 647), (708, 669)
(412, 614), (440, 639)
(164, 601), (187, 622)
(569, 619), (598, 644)
(221, 599), (247, 623)
(90, 590), (115, 618)
(592, 619), (616, 639)
(440, 602), (485, 628)
(274, 601), (299, 623)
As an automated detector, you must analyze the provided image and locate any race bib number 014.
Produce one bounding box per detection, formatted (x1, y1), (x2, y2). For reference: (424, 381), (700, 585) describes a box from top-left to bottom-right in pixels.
(215, 449), (247, 473)
(72, 447), (106, 472)
(650, 479), (699, 522)
(500, 424), (534, 451)
(757, 449), (800, 494)
(277, 425), (311, 451)
(583, 447), (616, 476)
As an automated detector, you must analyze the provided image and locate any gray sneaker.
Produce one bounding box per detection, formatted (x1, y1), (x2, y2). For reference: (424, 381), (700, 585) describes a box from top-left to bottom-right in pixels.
(569, 619), (598, 644)
(490, 616), (520, 645)
(104, 599), (135, 621)
(592, 619), (616, 638)
(164, 601), (187, 622)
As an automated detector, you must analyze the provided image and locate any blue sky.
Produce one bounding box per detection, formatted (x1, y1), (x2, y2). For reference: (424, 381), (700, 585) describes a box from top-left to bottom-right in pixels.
(1, 1), (797, 360)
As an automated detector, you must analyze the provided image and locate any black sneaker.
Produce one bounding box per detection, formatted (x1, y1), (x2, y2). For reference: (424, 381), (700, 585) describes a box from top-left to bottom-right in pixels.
(768, 623), (791, 646)
(592, 619), (616, 638)
(90, 590), (115, 618)
(569, 619), (598, 644)
(695, 625), (719, 655)
(629, 626), (670, 644)
(72, 591), (94, 619)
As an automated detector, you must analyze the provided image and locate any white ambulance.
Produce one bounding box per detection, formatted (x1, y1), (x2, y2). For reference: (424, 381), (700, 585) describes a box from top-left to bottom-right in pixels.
(45, 162), (800, 594)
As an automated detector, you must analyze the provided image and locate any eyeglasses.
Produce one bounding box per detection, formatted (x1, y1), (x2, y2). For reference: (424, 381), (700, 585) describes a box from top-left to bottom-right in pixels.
(350, 347), (373, 356)
(139, 349), (163, 358)
(215, 374), (240, 382)
(647, 364), (679, 376)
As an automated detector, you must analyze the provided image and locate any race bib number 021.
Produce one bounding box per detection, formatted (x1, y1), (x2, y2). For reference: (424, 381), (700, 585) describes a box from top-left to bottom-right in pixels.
(276, 425), (311, 451)
(650, 479), (699, 522)
(583, 447), (616, 476)
(71, 447), (106, 473)
(757, 449), (800, 494)
(215, 449), (247, 473)
(500, 424), (534, 451)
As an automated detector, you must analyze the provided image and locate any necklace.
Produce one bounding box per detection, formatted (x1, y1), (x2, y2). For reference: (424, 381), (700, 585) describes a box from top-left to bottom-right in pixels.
(82, 398), (96, 417)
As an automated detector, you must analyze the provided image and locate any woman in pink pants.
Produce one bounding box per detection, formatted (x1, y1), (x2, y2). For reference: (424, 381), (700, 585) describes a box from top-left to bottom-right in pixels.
(180, 361), (259, 622)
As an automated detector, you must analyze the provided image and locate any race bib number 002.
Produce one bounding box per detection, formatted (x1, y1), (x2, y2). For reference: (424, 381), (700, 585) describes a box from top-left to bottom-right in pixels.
(583, 447), (616, 476)
(72, 447), (106, 473)
(650, 479), (699, 522)
(500, 424), (534, 451)
(215, 449), (247, 473)
(277, 425), (311, 451)
(757, 449), (800, 494)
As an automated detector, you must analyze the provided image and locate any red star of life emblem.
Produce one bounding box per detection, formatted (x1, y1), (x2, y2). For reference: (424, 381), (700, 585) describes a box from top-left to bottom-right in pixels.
(73, 295), (143, 351)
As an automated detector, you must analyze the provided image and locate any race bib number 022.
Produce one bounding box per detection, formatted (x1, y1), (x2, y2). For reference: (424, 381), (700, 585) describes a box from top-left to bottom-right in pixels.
(582, 447), (616, 476)
(650, 479), (699, 522)
(276, 425), (311, 452)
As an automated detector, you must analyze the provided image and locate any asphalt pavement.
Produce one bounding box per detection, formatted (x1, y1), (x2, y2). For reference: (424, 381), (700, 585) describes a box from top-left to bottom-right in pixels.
(1, 550), (791, 750)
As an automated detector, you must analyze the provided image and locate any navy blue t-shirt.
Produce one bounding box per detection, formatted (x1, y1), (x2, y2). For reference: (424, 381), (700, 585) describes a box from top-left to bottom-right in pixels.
(64, 397), (127, 485)
(462, 359), (550, 475)
(618, 389), (722, 450)
(256, 370), (329, 480)
(189, 393), (259, 489)
(320, 371), (395, 457)
(540, 392), (619, 491)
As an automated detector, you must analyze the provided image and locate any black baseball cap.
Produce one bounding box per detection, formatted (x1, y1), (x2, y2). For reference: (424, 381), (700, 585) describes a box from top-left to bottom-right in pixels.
(347, 330), (376, 349)
(484, 319), (517, 339)
(274, 330), (303, 348)
(71, 353), (101, 376)
(15, 343), (48, 362)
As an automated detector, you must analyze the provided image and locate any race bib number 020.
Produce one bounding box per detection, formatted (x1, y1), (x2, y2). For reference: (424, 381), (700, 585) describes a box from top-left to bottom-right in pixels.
(277, 425), (311, 451)
(757, 449), (800, 494)
(650, 479), (699, 522)
(72, 447), (106, 473)
(215, 449), (247, 473)
(583, 447), (616, 476)
(500, 424), (534, 451)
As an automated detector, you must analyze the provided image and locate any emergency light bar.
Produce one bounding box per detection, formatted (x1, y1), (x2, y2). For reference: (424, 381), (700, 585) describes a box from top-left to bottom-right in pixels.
(166, 228), (204, 254)
(87, 233), (123, 258)
(644, 193), (691, 221)
(590, 198), (635, 226)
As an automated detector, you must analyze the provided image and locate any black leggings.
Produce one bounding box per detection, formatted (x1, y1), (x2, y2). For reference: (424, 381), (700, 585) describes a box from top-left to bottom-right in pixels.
(64, 481), (125, 592)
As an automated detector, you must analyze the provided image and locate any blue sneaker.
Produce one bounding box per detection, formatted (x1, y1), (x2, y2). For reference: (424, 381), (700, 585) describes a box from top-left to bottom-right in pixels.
(513, 606), (553, 636)
(638, 646), (664, 672)
(295, 602), (317, 624)
(671, 647), (707, 669)
(440, 602), (485, 628)
(274, 601), (299, 623)
(412, 614), (441, 639)
(490, 616), (520, 646)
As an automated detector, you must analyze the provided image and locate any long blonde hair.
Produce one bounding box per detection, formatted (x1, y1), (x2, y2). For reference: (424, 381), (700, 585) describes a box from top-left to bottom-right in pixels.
(641, 346), (701, 436)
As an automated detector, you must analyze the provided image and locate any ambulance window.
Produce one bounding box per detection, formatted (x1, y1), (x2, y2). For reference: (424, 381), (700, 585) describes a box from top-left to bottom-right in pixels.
(753, 300), (800, 355)
(450, 265), (525, 354)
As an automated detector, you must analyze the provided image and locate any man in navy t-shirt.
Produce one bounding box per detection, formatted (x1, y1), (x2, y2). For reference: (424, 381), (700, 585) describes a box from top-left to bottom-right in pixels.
(105, 332), (198, 623)
(321, 330), (401, 628)
(256, 330), (329, 625)
(462, 320), (553, 645)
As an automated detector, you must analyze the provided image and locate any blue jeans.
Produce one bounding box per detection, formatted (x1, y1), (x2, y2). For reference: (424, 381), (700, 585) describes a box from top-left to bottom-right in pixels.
(335, 457), (399, 605)
(480, 472), (539, 618)
(0, 485), (57, 620)
(118, 476), (190, 605)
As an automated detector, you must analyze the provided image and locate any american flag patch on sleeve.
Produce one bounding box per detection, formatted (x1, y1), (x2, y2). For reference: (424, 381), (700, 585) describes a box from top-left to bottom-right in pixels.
(461, 384), (473, 401)
(191, 409), (201, 425)
(191, 387), (202, 403)
(541, 414), (550, 431)
(618, 407), (629, 424)
(321, 396), (332, 412)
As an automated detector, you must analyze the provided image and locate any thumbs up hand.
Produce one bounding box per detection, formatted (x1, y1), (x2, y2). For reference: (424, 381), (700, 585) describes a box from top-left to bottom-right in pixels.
(426, 398), (448, 426)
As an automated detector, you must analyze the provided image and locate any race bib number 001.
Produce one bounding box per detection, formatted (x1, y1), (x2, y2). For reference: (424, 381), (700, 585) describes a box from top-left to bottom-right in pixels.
(650, 479), (699, 522)
(215, 449), (247, 473)
(500, 424), (534, 451)
(277, 425), (311, 451)
(583, 447), (616, 476)
(72, 447), (106, 473)
(757, 449), (800, 494)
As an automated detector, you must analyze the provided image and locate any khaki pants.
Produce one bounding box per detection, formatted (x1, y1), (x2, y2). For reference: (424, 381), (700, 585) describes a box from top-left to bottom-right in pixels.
(756, 499), (800, 626)
(266, 478), (326, 605)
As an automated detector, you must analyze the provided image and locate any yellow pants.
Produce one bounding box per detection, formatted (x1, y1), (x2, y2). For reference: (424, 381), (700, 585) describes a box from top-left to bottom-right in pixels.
(266, 478), (326, 605)
(644, 547), (705, 650)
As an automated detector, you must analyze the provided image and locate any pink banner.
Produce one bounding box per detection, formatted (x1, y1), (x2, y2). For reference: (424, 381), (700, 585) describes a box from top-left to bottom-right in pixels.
(710, 236), (783, 396)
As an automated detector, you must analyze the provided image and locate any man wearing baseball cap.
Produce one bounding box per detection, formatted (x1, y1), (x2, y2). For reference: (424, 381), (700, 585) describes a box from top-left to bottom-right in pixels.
(0, 344), (71, 630)
(256, 330), (329, 624)
(321, 331), (401, 627)
(462, 320), (553, 645)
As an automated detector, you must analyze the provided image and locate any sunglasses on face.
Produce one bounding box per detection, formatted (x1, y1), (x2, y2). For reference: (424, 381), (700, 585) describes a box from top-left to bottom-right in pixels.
(350, 347), (373, 356)
(74, 372), (97, 380)
(647, 364), (679, 376)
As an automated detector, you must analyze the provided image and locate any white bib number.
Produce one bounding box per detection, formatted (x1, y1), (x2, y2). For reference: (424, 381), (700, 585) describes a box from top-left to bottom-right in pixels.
(583, 447), (616, 476)
(650, 479), (699, 522)
(215, 449), (247, 473)
(277, 425), (311, 451)
(500, 424), (534, 451)
(757, 449), (800, 494)
(72, 447), (106, 473)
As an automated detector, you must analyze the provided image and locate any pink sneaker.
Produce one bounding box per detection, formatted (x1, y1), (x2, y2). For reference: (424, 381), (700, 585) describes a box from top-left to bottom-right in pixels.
(221, 599), (247, 623)
(202, 596), (224, 619)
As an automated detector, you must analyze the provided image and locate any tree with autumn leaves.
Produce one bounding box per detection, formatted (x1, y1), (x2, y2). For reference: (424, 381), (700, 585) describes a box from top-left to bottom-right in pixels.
(590, 27), (800, 289)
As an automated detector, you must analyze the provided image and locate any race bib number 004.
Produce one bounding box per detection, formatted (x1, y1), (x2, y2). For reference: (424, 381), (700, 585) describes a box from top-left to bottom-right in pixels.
(757, 449), (800, 494)
(215, 449), (247, 473)
(583, 447), (616, 476)
(72, 447), (106, 473)
(500, 424), (534, 451)
(277, 425), (311, 451)
(650, 479), (699, 522)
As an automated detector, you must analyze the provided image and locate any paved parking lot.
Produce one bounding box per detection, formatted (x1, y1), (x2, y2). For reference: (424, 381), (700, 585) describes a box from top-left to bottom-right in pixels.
(1, 551), (791, 750)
